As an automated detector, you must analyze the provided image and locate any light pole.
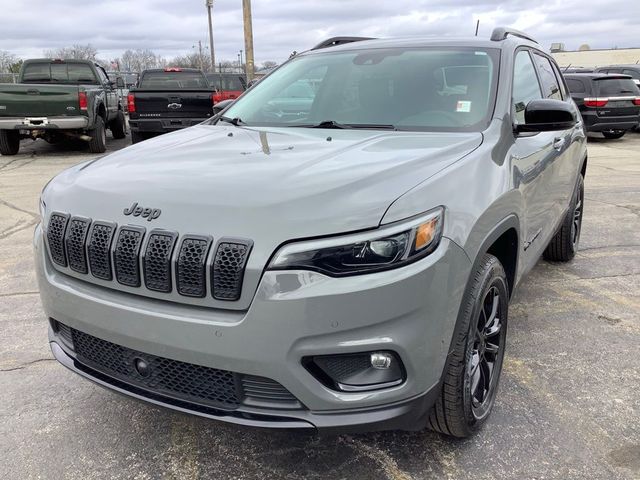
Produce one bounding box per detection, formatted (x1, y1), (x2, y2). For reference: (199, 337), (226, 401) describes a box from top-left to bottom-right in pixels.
(205, 0), (216, 72)
(242, 0), (255, 81)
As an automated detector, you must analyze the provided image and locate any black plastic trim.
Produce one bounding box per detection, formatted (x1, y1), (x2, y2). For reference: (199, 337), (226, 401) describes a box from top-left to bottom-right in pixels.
(87, 220), (117, 281)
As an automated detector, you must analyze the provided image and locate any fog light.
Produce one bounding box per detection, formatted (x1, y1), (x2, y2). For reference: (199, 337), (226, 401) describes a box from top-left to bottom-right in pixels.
(370, 352), (392, 369)
(305, 351), (405, 392)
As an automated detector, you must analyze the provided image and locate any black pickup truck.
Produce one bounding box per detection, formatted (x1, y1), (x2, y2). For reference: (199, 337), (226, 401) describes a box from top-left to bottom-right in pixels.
(127, 68), (215, 143)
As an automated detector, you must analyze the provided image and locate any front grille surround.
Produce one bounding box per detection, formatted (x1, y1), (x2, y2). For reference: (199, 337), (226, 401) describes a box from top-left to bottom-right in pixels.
(44, 212), (253, 304)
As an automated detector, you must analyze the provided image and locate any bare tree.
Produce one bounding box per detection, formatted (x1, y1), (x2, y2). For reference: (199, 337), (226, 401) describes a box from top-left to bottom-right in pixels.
(0, 50), (18, 72)
(260, 61), (278, 70)
(43, 44), (98, 61)
(119, 49), (163, 72)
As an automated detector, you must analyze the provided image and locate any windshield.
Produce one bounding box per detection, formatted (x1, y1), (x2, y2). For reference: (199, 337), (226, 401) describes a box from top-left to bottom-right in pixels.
(595, 77), (640, 96)
(206, 74), (245, 91)
(139, 71), (209, 89)
(22, 62), (98, 84)
(219, 47), (499, 131)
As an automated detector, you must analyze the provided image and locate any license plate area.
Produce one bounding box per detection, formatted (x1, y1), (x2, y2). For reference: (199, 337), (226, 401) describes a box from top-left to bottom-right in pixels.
(22, 117), (49, 127)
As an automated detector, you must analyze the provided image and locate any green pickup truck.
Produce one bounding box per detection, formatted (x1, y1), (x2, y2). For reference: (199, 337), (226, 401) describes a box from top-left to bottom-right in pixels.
(0, 59), (127, 155)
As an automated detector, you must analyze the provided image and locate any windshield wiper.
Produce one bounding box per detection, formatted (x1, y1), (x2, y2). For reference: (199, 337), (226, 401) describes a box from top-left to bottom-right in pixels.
(218, 116), (245, 126)
(300, 120), (397, 130)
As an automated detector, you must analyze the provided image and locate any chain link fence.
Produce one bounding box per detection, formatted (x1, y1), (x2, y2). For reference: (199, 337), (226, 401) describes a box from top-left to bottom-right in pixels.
(0, 73), (19, 83)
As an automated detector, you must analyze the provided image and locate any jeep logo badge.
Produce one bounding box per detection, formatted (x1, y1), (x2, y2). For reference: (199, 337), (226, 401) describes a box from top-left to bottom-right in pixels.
(123, 202), (161, 221)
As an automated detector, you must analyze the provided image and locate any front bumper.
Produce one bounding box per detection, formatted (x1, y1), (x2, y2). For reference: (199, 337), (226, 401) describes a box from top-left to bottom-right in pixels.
(0, 116), (89, 130)
(35, 224), (470, 431)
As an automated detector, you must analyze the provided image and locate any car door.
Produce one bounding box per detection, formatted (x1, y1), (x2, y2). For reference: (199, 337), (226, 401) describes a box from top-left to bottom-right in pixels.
(531, 51), (582, 237)
(508, 49), (561, 270)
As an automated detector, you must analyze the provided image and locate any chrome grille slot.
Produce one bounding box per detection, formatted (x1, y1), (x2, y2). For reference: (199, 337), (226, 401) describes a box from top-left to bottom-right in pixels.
(64, 217), (91, 273)
(212, 239), (253, 301)
(88, 222), (116, 280)
(176, 235), (212, 297)
(143, 230), (178, 293)
(46, 213), (69, 266)
(114, 226), (145, 287)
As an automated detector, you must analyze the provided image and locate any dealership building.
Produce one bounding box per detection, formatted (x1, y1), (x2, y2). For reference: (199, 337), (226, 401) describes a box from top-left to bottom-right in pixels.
(551, 45), (640, 68)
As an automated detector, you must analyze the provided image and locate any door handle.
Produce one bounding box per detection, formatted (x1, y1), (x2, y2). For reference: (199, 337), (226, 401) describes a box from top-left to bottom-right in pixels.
(553, 137), (566, 151)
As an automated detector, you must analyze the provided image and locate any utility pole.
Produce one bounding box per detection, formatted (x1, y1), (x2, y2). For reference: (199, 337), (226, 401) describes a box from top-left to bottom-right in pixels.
(206, 0), (215, 72)
(242, 0), (255, 81)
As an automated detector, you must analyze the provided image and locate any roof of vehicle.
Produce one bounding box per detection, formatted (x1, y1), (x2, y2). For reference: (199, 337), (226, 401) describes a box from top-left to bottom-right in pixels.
(595, 64), (640, 69)
(564, 73), (633, 80)
(141, 68), (203, 73)
(24, 58), (96, 64)
(301, 34), (538, 56)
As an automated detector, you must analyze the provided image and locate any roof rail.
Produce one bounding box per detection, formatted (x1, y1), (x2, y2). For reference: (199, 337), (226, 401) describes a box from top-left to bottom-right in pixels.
(490, 27), (538, 44)
(311, 36), (375, 51)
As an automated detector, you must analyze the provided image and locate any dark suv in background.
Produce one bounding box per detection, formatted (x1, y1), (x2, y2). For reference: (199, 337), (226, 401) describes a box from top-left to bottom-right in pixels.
(594, 65), (640, 87)
(564, 73), (640, 138)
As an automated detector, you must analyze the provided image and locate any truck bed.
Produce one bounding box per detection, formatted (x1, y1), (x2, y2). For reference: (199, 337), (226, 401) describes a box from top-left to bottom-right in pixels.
(0, 83), (81, 117)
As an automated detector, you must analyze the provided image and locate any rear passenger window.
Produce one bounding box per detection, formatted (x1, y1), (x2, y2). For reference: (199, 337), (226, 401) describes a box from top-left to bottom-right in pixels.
(512, 50), (542, 124)
(566, 79), (585, 94)
(532, 53), (562, 100)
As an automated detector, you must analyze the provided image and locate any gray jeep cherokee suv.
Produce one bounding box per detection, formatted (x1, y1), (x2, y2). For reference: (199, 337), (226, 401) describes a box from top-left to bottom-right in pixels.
(36, 28), (587, 437)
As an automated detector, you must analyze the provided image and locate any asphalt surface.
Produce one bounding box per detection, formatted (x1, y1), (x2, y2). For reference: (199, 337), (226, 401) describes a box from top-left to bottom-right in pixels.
(0, 130), (638, 480)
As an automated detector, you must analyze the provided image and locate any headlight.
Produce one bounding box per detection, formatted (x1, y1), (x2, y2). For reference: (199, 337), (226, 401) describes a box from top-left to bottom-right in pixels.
(268, 207), (444, 276)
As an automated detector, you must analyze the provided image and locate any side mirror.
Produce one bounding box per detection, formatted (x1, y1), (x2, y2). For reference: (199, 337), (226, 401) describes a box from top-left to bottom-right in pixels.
(116, 77), (125, 88)
(517, 99), (577, 132)
(212, 98), (235, 115)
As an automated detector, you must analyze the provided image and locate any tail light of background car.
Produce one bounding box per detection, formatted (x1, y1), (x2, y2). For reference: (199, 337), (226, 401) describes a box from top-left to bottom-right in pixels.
(212, 92), (222, 104)
(633, 98), (640, 106)
(584, 98), (608, 108)
(78, 92), (88, 111)
(127, 93), (136, 113)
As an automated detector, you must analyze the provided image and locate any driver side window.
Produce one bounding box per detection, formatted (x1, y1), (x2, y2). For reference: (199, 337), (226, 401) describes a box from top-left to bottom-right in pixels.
(512, 50), (543, 125)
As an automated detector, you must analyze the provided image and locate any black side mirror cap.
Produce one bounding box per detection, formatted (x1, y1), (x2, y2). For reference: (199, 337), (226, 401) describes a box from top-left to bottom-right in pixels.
(517, 99), (577, 133)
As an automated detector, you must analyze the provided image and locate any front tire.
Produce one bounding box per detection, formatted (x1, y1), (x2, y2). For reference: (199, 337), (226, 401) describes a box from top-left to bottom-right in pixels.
(0, 130), (20, 155)
(544, 174), (584, 262)
(602, 130), (625, 139)
(428, 254), (508, 438)
(88, 116), (107, 153)
(110, 111), (126, 139)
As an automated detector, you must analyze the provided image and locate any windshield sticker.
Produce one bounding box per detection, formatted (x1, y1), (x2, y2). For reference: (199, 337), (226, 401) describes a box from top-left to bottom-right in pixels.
(456, 101), (472, 113)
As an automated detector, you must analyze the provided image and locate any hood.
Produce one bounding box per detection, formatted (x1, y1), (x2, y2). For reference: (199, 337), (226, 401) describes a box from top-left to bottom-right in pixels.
(47, 124), (482, 242)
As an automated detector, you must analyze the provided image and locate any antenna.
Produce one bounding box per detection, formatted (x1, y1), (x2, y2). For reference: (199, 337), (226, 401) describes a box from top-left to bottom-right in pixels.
(563, 64), (571, 73)
(475, 20), (480, 37)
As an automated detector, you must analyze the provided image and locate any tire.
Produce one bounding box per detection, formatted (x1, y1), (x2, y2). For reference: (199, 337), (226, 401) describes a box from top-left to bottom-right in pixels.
(88, 116), (107, 153)
(543, 174), (584, 262)
(602, 130), (625, 139)
(130, 130), (146, 144)
(0, 130), (20, 155)
(428, 254), (509, 438)
(110, 111), (126, 139)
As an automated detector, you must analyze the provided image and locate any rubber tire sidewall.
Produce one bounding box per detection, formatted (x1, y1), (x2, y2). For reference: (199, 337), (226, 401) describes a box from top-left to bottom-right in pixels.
(0, 130), (20, 155)
(461, 255), (509, 432)
(88, 116), (107, 153)
(110, 111), (126, 139)
(602, 130), (625, 139)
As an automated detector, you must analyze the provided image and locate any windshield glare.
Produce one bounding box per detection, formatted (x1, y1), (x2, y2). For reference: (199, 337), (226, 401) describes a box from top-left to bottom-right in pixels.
(221, 47), (499, 131)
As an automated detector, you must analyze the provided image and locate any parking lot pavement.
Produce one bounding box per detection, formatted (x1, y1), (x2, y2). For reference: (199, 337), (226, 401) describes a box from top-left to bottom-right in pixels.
(0, 131), (638, 480)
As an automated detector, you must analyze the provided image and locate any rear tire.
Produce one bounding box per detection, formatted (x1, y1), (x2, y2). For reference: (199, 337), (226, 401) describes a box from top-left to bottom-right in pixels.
(110, 111), (126, 139)
(88, 116), (107, 153)
(0, 130), (20, 156)
(602, 130), (625, 139)
(428, 254), (508, 438)
(544, 174), (584, 262)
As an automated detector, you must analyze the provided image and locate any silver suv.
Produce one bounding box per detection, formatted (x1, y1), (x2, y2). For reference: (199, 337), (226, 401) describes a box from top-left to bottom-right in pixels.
(36, 28), (587, 437)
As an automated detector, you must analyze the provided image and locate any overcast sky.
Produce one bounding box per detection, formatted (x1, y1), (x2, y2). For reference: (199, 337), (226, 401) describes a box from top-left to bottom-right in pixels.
(2, 0), (640, 66)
